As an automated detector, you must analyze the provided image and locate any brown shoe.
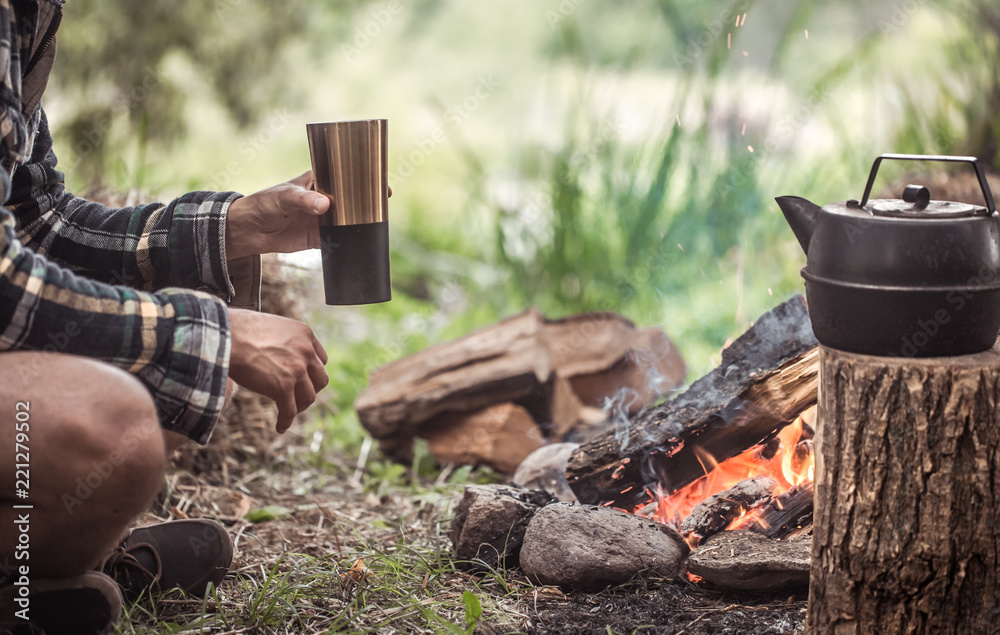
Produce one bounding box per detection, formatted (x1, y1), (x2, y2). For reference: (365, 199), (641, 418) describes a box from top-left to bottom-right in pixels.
(0, 571), (122, 634)
(102, 519), (233, 602)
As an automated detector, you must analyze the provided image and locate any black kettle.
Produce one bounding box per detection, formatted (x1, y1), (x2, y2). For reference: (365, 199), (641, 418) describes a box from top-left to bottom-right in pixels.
(776, 153), (1000, 357)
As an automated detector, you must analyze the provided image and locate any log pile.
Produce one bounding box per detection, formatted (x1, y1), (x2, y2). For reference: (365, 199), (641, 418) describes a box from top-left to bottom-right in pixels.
(355, 309), (686, 473)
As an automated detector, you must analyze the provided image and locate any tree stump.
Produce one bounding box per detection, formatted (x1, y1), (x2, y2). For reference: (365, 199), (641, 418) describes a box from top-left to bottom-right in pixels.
(809, 345), (1000, 634)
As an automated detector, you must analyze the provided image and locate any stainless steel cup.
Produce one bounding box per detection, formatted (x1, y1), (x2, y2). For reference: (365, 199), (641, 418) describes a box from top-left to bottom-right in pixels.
(307, 119), (391, 305)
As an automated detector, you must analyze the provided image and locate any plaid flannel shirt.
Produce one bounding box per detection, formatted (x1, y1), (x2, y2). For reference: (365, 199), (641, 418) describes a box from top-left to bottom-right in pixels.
(0, 0), (253, 444)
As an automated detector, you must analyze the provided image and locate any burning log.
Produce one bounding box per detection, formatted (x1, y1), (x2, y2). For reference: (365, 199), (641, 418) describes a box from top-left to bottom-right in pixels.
(739, 481), (813, 539)
(810, 344), (1000, 634)
(566, 296), (819, 510)
(680, 476), (777, 546)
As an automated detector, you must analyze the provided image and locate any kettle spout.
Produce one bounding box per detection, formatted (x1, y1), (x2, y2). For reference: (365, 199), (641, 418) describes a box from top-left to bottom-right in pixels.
(775, 195), (821, 256)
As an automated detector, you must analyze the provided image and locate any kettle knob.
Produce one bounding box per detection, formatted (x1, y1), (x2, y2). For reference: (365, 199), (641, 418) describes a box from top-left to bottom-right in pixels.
(902, 184), (930, 210)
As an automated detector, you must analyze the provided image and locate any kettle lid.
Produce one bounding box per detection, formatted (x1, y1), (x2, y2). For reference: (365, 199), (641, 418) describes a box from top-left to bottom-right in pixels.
(866, 184), (987, 218)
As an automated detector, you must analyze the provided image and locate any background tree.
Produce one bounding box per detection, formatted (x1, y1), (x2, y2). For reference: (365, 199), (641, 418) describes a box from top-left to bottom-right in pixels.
(47, 0), (361, 186)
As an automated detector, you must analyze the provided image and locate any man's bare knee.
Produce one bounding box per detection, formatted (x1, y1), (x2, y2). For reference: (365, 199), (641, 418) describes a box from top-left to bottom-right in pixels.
(1, 355), (166, 493)
(69, 363), (166, 496)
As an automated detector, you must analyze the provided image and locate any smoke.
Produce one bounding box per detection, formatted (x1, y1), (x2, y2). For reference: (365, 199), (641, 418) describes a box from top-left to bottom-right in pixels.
(605, 387), (642, 452)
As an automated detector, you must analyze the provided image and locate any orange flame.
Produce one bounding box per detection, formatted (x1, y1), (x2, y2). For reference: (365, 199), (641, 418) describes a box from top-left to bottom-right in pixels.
(634, 405), (816, 535)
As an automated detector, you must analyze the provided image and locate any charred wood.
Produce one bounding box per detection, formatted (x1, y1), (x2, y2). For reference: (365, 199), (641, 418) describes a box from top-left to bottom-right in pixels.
(566, 296), (818, 509)
(741, 481), (814, 539)
(681, 476), (777, 547)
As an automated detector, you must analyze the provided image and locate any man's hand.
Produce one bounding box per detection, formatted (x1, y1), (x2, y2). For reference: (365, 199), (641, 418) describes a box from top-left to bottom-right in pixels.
(225, 172), (329, 261)
(225, 171), (391, 261)
(227, 308), (329, 433)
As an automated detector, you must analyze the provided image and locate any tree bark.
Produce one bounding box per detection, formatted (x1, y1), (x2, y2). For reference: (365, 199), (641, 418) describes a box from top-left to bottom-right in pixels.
(809, 345), (1000, 634)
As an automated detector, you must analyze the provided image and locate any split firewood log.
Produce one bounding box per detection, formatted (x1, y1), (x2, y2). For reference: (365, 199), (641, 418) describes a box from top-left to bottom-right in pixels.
(544, 313), (685, 413)
(420, 403), (546, 475)
(355, 308), (554, 441)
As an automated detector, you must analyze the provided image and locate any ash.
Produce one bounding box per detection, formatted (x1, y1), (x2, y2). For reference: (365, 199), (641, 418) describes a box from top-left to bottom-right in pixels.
(523, 580), (806, 635)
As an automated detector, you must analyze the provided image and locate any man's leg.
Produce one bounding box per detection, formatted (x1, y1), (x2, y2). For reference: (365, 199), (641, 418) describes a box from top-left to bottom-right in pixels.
(0, 352), (167, 580)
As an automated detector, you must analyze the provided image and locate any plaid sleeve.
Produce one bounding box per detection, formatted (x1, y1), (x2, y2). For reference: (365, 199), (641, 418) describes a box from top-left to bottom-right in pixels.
(7, 110), (248, 301)
(0, 209), (231, 444)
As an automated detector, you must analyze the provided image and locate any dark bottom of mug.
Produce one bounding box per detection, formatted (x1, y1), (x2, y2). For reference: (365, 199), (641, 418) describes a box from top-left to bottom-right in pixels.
(320, 222), (391, 305)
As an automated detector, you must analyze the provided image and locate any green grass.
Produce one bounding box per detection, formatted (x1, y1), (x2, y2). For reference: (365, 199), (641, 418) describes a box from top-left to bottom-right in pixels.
(118, 470), (531, 634)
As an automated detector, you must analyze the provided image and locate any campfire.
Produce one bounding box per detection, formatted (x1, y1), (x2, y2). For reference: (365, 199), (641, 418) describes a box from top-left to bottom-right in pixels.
(348, 167), (1000, 630)
(632, 404), (816, 548)
(356, 296), (820, 593)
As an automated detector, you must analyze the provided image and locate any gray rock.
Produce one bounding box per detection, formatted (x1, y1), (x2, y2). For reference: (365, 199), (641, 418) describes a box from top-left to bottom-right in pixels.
(511, 442), (580, 503)
(450, 484), (551, 571)
(686, 529), (811, 591)
(520, 503), (688, 589)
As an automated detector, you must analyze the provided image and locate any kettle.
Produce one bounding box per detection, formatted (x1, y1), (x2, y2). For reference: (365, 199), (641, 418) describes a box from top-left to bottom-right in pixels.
(776, 153), (1000, 357)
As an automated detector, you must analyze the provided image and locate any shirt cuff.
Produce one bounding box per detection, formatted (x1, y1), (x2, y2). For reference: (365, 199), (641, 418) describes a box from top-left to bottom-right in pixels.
(167, 190), (244, 300)
(137, 288), (232, 445)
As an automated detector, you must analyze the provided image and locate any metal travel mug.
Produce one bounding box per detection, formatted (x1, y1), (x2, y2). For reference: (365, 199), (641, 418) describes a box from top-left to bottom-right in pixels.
(307, 119), (391, 305)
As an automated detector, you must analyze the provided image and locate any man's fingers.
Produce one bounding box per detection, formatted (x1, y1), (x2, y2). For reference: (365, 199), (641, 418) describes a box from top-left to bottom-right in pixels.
(302, 190), (329, 214)
(284, 172), (328, 214)
(294, 376), (318, 414)
(270, 370), (320, 433)
(307, 358), (329, 392)
(274, 392), (298, 434)
(311, 332), (328, 365)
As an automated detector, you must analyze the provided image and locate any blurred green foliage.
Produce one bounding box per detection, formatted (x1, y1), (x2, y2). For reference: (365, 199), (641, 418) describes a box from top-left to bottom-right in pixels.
(45, 0), (1000, 391)
(49, 0), (367, 185)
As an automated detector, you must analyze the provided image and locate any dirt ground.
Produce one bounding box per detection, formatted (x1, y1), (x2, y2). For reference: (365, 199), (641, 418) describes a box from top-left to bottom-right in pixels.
(147, 463), (806, 634)
(140, 258), (809, 634)
(155, 418), (807, 634)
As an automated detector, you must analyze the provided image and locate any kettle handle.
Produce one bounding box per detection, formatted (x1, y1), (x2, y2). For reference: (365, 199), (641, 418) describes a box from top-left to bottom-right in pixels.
(859, 153), (996, 215)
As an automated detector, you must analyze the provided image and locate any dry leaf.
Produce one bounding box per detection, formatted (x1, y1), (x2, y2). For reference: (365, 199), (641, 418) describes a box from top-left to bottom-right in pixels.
(341, 557), (369, 586)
